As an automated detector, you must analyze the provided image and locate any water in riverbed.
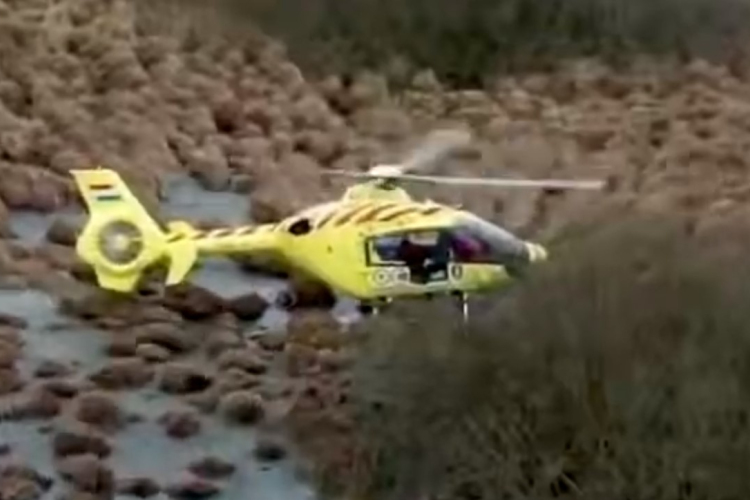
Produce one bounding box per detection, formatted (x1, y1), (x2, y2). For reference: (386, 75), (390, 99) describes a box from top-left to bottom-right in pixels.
(0, 174), (351, 499)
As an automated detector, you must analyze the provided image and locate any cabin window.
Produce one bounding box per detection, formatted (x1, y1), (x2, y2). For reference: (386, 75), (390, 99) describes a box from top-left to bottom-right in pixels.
(371, 235), (403, 263)
(367, 218), (528, 281)
(367, 229), (451, 284)
(369, 230), (448, 264)
(368, 220), (526, 266)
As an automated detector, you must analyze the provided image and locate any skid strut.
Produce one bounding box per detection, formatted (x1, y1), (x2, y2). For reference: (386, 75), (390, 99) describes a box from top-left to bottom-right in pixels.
(452, 291), (470, 328)
(358, 297), (391, 317)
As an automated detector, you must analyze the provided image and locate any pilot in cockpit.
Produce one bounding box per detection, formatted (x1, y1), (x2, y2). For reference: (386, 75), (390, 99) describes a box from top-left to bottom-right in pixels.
(397, 231), (450, 284)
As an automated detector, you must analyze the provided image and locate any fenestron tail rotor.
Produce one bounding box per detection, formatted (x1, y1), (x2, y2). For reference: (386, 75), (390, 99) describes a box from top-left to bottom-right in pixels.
(96, 220), (144, 265)
(71, 167), (200, 293)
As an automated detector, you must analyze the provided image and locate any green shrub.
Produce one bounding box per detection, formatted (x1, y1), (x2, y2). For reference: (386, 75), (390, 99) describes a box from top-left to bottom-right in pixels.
(141, 0), (750, 88)
(241, 0), (750, 87)
(330, 210), (750, 499)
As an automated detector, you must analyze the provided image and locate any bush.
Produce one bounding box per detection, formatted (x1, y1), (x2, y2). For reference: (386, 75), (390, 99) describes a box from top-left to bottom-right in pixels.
(141, 0), (750, 88)
(323, 210), (750, 499)
(240, 0), (750, 87)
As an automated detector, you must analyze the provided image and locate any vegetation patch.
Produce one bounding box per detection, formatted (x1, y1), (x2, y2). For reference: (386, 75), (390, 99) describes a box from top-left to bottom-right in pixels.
(294, 209), (750, 499)
(228, 0), (750, 87)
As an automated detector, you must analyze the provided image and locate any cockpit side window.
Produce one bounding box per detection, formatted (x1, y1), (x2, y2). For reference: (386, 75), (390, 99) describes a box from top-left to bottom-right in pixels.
(449, 229), (492, 263)
(371, 235), (403, 263)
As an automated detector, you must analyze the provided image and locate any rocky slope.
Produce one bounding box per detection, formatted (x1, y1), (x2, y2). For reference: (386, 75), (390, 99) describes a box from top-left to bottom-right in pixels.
(3, 0), (750, 498)
(2, 0), (750, 240)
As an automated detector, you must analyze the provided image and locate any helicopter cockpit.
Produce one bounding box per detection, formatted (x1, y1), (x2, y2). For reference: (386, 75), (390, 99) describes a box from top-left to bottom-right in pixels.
(367, 214), (530, 284)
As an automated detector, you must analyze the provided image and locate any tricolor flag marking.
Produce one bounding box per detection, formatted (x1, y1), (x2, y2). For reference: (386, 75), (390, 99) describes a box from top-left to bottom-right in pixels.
(89, 183), (121, 201)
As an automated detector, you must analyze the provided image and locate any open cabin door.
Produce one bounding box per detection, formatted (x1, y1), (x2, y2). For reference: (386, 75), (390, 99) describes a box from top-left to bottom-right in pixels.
(365, 229), (452, 286)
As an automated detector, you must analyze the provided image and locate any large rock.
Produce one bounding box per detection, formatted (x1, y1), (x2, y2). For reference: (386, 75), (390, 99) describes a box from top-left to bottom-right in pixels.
(33, 359), (72, 378)
(158, 362), (214, 395)
(164, 477), (221, 499)
(52, 429), (112, 458)
(73, 392), (124, 431)
(116, 477), (161, 498)
(216, 348), (268, 375)
(158, 409), (202, 439)
(226, 293), (268, 321)
(0, 464), (54, 500)
(285, 278), (336, 310)
(0, 164), (68, 212)
(134, 322), (200, 354)
(56, 453), (114, 496)
(161, 285), (227, 321)
(0, 338), (20, 368)
(41, 379), (83, 399)
(0, 367), (23, 395)
(135, 342), (171, 363)
(214, 368), (261, 395)
(203, 328), (244, 358)
(218, 390), (265, 425)
(286, 311), (347, 350)
(14, 386), (63, 420)
(253, 437), (287, 462)
(45, 218), (80, 247)
(187, 456), (236, 480)
(88, 357), (154, 390)
(0, 199), (10, 237)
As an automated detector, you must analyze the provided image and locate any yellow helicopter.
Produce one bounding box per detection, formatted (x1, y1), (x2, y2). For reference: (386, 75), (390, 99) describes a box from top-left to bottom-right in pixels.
(69, 130), (605, 320)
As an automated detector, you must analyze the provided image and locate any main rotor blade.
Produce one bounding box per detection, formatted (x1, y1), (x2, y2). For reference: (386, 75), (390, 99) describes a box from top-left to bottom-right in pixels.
(319, 170), (379, 179)
(398, 128), (473, 173)
(319, 169), (606, 190)
(393, 173), (606, 190)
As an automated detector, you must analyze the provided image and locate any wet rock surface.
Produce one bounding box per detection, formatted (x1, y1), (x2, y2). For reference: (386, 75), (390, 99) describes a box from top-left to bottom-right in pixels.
(187, 456), (237, 480)
(0, 186), (352, 499)
(0, 463), (54, 500)
(116, 477), (161, 498)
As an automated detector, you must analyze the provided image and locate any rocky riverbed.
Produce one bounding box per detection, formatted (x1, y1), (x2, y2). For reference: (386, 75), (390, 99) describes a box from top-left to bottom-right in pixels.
(5, 0), (750, 498)
(0, 175), (359, 500)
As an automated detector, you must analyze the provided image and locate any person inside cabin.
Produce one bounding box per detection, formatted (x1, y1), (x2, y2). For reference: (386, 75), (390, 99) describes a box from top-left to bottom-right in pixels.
(396, 231), (450, 283)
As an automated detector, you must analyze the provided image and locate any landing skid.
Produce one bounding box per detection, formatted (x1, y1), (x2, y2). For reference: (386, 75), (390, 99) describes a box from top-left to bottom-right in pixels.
(358, 297), (392, 317)
(451, 291), (470, 329)
(358, 293), (469, 327)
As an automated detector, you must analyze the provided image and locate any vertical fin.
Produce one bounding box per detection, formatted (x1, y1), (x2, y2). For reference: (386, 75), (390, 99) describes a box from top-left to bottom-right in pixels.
(70, 167), (199, 293)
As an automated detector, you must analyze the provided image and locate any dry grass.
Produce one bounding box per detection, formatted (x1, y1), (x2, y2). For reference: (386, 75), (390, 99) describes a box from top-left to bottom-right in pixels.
(306, 208), (750, 499)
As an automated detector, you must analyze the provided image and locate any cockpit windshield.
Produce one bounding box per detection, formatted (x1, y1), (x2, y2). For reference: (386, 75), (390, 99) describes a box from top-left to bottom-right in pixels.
(448, 214), (528, 265)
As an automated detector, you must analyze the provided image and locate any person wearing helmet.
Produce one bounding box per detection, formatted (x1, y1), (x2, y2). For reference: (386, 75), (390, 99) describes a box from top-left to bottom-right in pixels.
(396, 235), (431, 283)
(396, 231), (451, 284)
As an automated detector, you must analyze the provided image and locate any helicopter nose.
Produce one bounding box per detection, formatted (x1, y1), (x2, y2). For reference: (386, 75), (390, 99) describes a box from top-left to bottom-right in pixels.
(524, 242), (548, 263)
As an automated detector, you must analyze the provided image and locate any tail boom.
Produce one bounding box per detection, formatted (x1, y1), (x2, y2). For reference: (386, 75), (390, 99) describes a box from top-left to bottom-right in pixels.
(71, 167), (282, 293)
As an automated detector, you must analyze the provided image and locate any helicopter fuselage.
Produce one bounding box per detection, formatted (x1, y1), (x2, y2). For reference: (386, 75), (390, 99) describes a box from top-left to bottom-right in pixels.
(192, 197), (548, 301)
(69, 168), (550, 299)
